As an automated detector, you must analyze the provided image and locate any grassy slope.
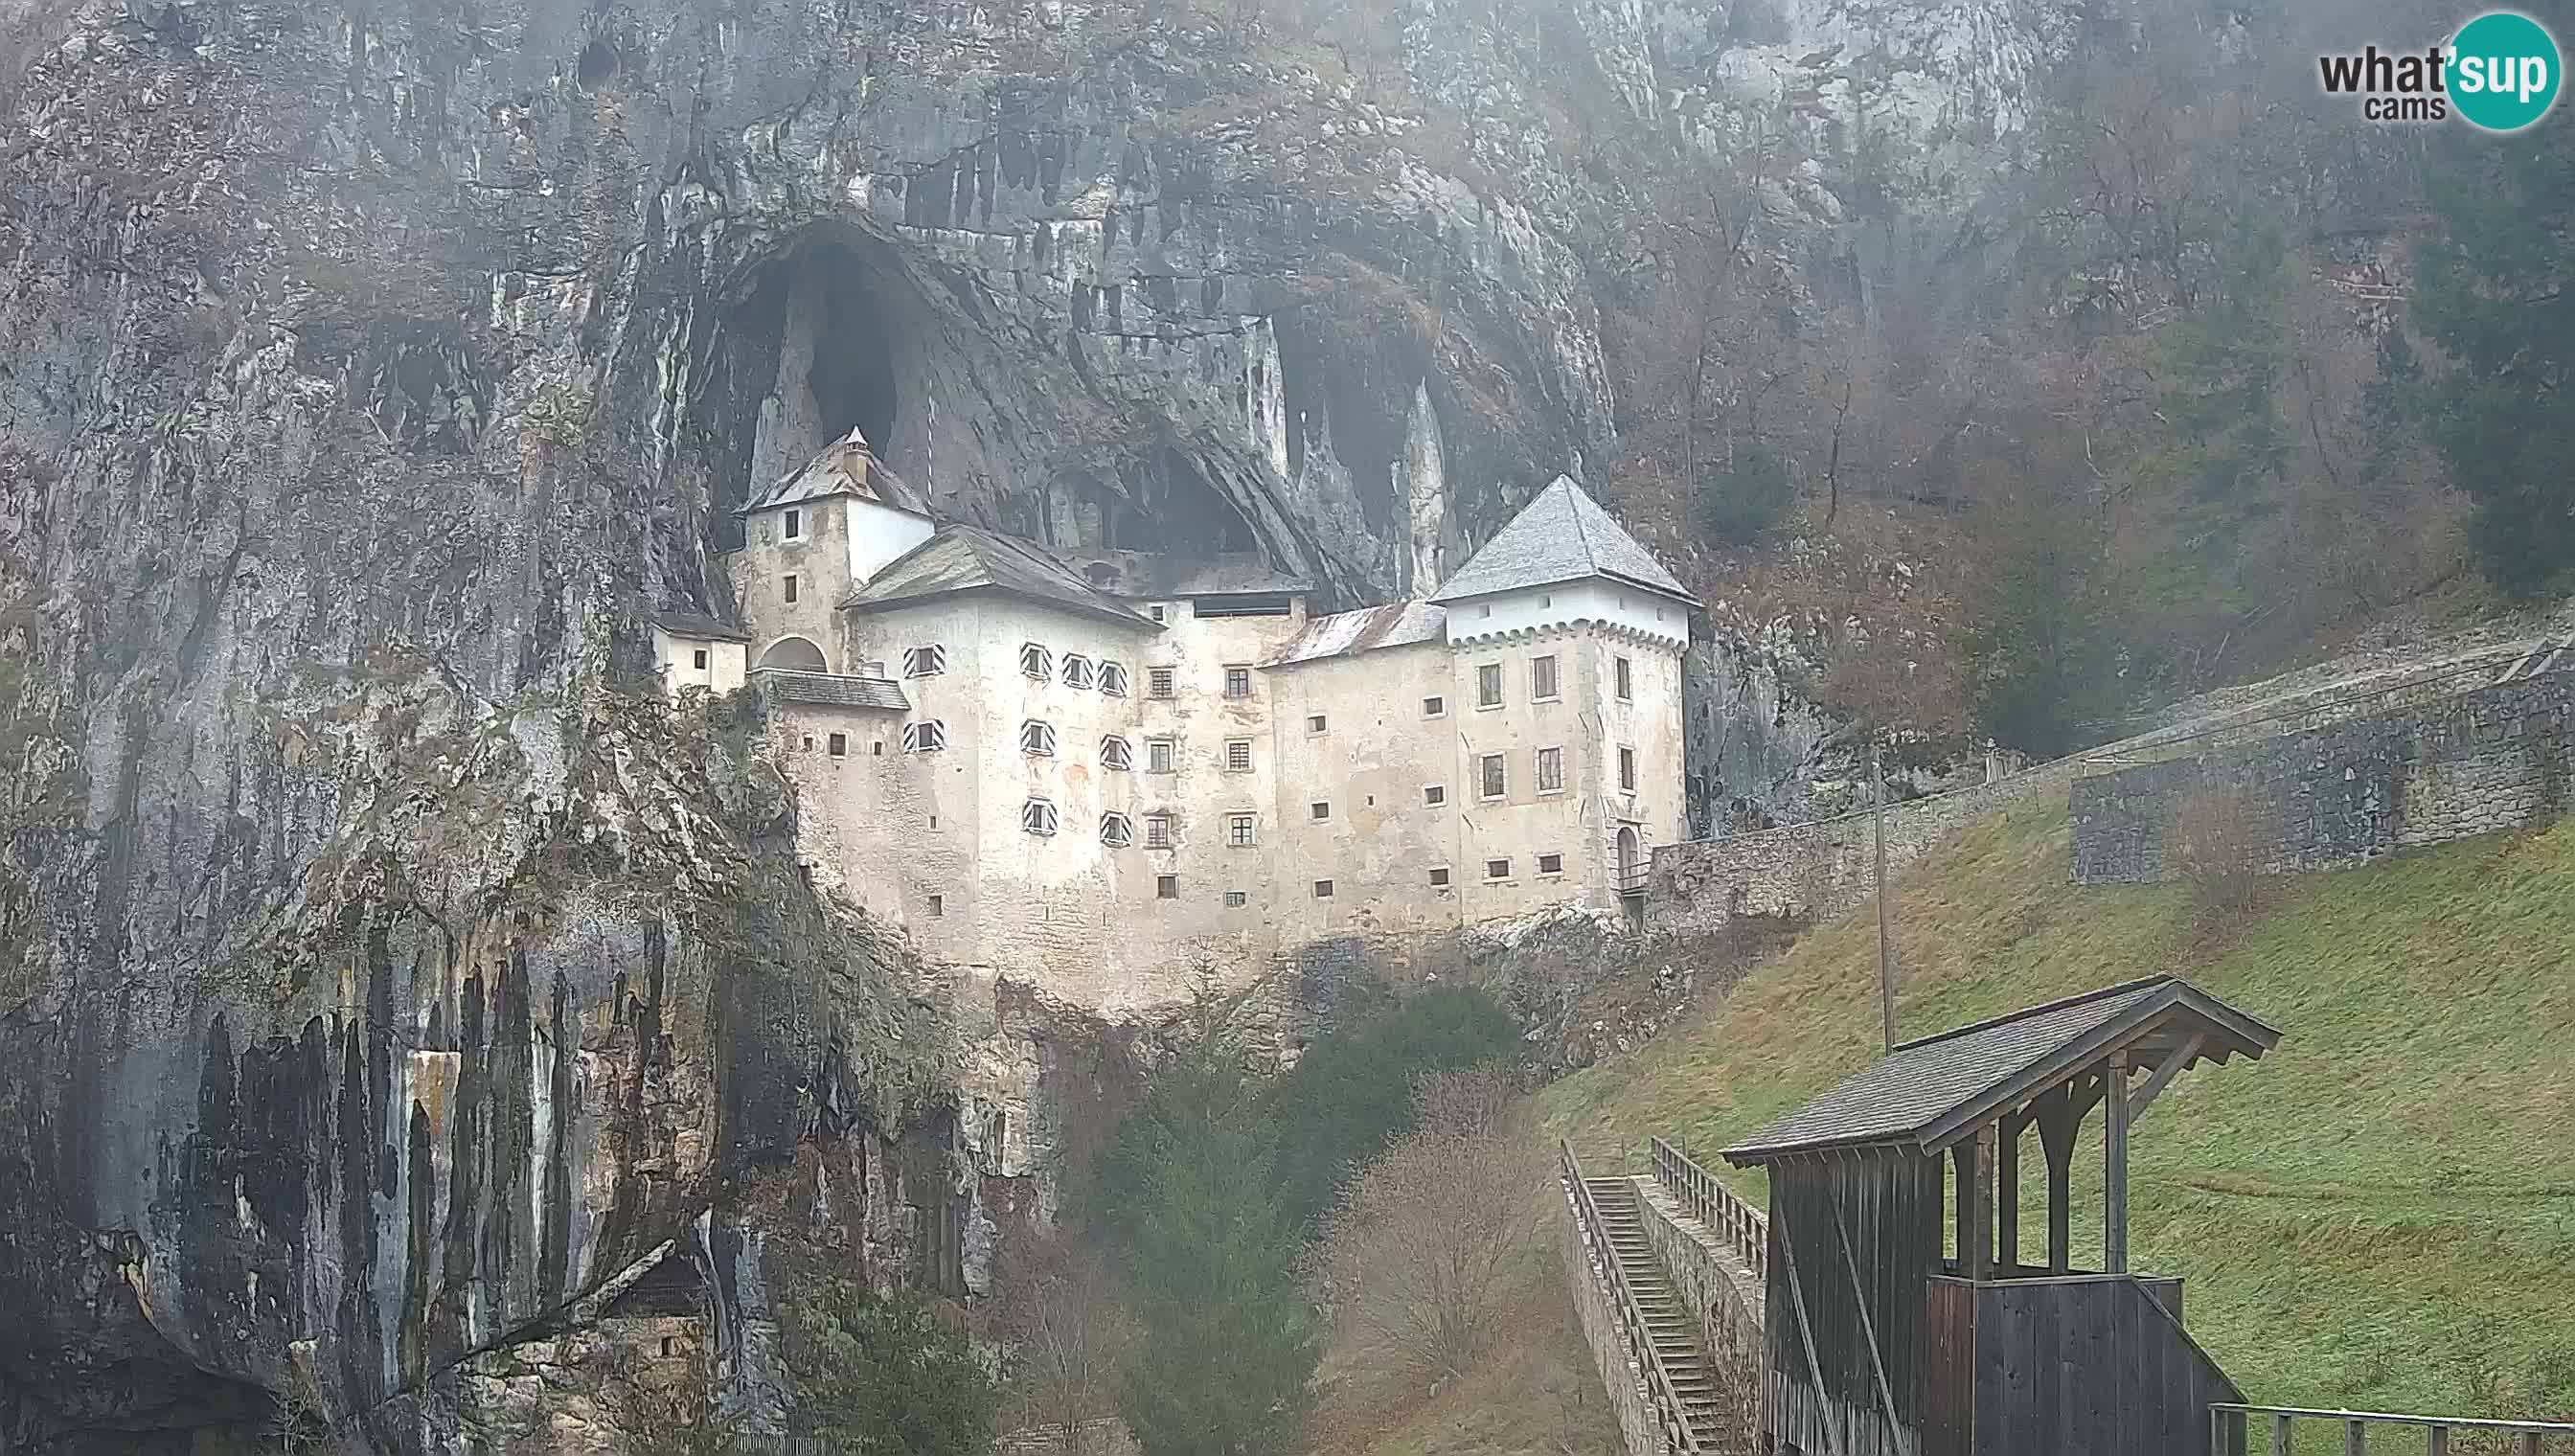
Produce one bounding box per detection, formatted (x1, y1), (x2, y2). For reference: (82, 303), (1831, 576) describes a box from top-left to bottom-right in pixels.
(1537, 796), (2575, 1425)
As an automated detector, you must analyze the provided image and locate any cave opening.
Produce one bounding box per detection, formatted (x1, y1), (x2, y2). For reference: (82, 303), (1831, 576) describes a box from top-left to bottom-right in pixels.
(741, 239), (905, 511)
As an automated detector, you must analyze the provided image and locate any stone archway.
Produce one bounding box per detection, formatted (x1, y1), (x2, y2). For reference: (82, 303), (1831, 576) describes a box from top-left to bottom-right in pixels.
(756, 635), (829, 671)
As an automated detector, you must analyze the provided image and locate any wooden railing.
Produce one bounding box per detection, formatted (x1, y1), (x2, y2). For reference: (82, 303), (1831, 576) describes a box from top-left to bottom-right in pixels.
(1561, 1140), (1703, 1455)
(1649, 1134), (1766, 1285)
(2211, 1404), (2575, 1454)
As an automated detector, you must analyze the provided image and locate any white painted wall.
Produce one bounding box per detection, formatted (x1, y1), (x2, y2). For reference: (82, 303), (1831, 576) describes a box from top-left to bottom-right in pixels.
(1442, 579), (1690, 651)
(652, 629), (748, 695)
(845, 496), (935, 586)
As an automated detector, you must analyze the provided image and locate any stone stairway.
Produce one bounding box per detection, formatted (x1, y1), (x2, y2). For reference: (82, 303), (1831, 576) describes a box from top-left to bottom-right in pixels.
(1584, 1175), (1732, 1446)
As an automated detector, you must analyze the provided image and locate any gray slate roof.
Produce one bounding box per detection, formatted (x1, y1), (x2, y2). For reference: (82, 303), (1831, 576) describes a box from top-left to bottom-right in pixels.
(1429, 476), (1697, 606)
(1721, 976), (2280, 1165)
(1264, 602), (1447, 668)
(1053, 548), (1312, 601)
(756, 670), (910, 712)
(840, 526), (1158, 629)
(739, 427), (928, 516)
(649, 609), (751, 643)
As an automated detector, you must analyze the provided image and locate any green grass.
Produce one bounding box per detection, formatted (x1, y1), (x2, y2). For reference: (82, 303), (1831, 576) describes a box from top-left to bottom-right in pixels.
(1538, 796), (2575, 1429)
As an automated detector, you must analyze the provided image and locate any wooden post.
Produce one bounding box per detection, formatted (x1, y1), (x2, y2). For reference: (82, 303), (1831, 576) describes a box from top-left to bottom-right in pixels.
(2038, 1082), (2082, 1274)
(1967, 1126), (1995, 1280)
(1996, 1112), (2022, 1271)
(2106, 1053), (2131, 1275)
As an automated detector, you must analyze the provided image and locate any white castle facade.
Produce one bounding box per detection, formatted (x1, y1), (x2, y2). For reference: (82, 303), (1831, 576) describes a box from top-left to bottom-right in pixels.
(653, 430), (1696, 1015)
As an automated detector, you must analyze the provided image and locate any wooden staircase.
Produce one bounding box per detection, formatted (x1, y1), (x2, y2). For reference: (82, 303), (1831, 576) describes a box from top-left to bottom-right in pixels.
(1584, 1175), (1734, 1445)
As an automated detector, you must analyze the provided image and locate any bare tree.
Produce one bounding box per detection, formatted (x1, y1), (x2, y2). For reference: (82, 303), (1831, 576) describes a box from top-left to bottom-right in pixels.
(2165, 776), (2269, 928)
(998, 1237), (1137, 1454)
(1310, 1068), (1530, 1380)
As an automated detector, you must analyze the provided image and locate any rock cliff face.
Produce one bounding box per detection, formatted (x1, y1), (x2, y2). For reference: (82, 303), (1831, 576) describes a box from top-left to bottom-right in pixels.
(0, 0), (2069, 1446)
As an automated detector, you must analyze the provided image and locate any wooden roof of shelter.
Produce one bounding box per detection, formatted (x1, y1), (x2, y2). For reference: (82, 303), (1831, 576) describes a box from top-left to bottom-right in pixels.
(1722, 976), (2280, 1166)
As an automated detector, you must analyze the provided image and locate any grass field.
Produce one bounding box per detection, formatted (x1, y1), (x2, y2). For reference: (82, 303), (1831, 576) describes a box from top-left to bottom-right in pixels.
(1532, 795), (2575, 1433)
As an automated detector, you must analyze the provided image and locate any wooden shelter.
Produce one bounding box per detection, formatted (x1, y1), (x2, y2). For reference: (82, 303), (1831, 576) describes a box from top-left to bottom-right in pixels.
(1721, 976), (2282, 1456)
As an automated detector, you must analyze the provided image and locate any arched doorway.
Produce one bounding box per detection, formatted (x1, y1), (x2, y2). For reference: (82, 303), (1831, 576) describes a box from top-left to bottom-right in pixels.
(756, 635), (829, 672)
(1616, 826), (1643, 890)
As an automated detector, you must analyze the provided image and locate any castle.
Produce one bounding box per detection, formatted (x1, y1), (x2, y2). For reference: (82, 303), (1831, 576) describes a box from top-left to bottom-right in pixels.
(654, 430), (1696, 1013)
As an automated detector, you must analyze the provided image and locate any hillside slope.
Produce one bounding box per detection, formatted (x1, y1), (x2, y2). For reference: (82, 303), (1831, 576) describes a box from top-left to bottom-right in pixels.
(1540, 796), (2575, 1424)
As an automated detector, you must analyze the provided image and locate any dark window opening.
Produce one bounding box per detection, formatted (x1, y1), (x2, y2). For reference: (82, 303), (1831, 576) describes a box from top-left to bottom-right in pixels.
(1194, 594), (1296, 618)
(1313, 879), (1334, 899)
(692, 648), (709, 670)
(828, 733), (847, 757)
(928, 894), (945, 917)
(1156, 875), (1179, 899)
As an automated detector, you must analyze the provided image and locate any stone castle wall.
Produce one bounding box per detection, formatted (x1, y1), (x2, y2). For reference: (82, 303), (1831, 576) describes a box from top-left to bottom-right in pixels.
(2069, 671), (2575, 884)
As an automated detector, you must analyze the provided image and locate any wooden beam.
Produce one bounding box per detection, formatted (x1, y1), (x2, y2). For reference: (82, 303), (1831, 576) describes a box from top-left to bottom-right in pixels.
(1776, 1225), (1851, 1456)
(2106, 1052), (2131, 1275)
(2037, 1081), (2085, 1274)
(1996, 1111), (2022, 1269)
(1968, 1125), (1995, 1280)
(2129, 1033), (2209, 1126)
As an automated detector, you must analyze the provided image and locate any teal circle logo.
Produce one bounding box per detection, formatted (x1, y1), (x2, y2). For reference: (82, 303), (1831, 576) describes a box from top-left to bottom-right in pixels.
(2448, 11), (2562, 131)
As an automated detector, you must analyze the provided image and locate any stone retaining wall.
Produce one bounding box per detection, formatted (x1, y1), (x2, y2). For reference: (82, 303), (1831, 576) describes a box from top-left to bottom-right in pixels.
(1557, 1180), (1672, 1456)
(1631, 1176), (1765, 1370)
(2071, 671), (2575, 883)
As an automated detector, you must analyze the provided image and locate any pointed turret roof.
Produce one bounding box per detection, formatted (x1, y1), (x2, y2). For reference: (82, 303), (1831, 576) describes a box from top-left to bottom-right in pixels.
(738, 427), (928, 517)
(1428, 476), (1696, 607)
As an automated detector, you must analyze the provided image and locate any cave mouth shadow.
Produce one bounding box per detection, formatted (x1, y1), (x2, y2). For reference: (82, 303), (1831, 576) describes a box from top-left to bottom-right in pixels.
(799, 240), (900, 456)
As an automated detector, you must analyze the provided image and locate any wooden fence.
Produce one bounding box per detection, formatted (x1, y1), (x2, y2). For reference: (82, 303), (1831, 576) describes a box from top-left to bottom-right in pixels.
(2212, 1404), (2575, 1454)
(1648, 1135), (1766, 1285)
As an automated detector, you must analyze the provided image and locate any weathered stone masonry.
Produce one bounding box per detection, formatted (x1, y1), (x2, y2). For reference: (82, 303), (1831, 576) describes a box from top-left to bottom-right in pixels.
(2070, 670), (2575, 884)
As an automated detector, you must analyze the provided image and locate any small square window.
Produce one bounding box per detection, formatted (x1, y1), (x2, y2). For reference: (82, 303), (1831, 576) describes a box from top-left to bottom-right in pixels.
(1423, 695), (1446, 718)
(783, 574), (800, 604)
(1313, 879), (1334, 899)
(1538, 853), (1564, 876)
(872, 740), (883, 756)
(1620, 746), (1638, 793)
(1228, 814), (1257, 847)
(1479, 603), (1493, 619)
(1155, 874), (1179, 899)
(1225, 890), (1248, 908)
(1020, 643), (1053, 679)
(927, 894), (945, 918)
(828, 733), (848, 758)
(1479, 753), (1507, 800)
(1428, 867), (1451, 887)
(1485, 857), (1512, 881)
(1225, 739), (1253, 773)
(1532, 654), (1560, 701)
(904, 720), (947, 752)
(688, 648), (707, 670)
(1476, 663), (1503, 708)
(1149, 667), (1176, 698)
(1223, 665), (1252, 699)
(1614, 655), (1632, 701)
(1424, 785), (1447, 807)
(1308, 714), (1327, 734)
(904, 645), (947, 677)
(784, 508), (803, 539)
(1310, 801), (1330, 820)
(1148, 738), (1177, 774)
(1061, 654), (1095, 690)
(1102, 736), (1133, 771)
(661, 1335), (678, 1358)
(1150, 604), (1168, 623)
(1146, 813), (1174, 849)
(1099, 661), (1128, 696)
(801, 735), (814, 751)
(1022, 799), (1059, 836)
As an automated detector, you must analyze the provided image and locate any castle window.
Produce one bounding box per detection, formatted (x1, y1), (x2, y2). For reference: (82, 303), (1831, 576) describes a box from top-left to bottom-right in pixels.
(1538, 853), (1564, 876)
(1310, 801), (1330, 820)
(1147, 738), (1177, 773)
(1156, 874), (1179, 899)
(1225, 890), (1247, 907)
(828, 733), (848, 758)
(1020, 719), (1057, 757)
(1619, 746), (1637, 793)
(1228, 814), (1257, 847)
(903, 645), (946, 677)
(1223, 665), (1252, 699)
(1428, 867), (1451, 887)
(1100, 661), (1128, 696)
(661, 1335), (678, 1358)
(1148, 666), (1176, 698)
(1313, 879), (1334, 899)
(801, 735), (815, 751)
(903, 720), (946, 752)
(872, 739), (883, 756)
(1479, 753), (1507, 800)
(1150, 604), (1168, 623)
(1485, 857), (1512, 881)
(1532, 654), (1560, 702)
(1061, 654), (1095, 690)
(1536, 745), (1564, 795)
(1423, 695), (1446, 718)
(1100, 812), (1133, 848)
(1476, 663), (1503, 708)
(1102, 736), (1133, 770)
(785, 508), (804, 540)
(1307, 714), (1327, 735)
(1614, 655), (1632, 701)
(1020, 643), (1052, 679)
(783, 574), (801, 604)
(927, 895), (945, 917)
(1146, 813), (1174, 848)
(1424, 785), (1447, 807)
(693, 648), (709, 670)
(1224, 739), (1252, 773)
(1479, 603), (1493, 619)
(864, 659), (888, 680)
(1021, 799), (1059, 836)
